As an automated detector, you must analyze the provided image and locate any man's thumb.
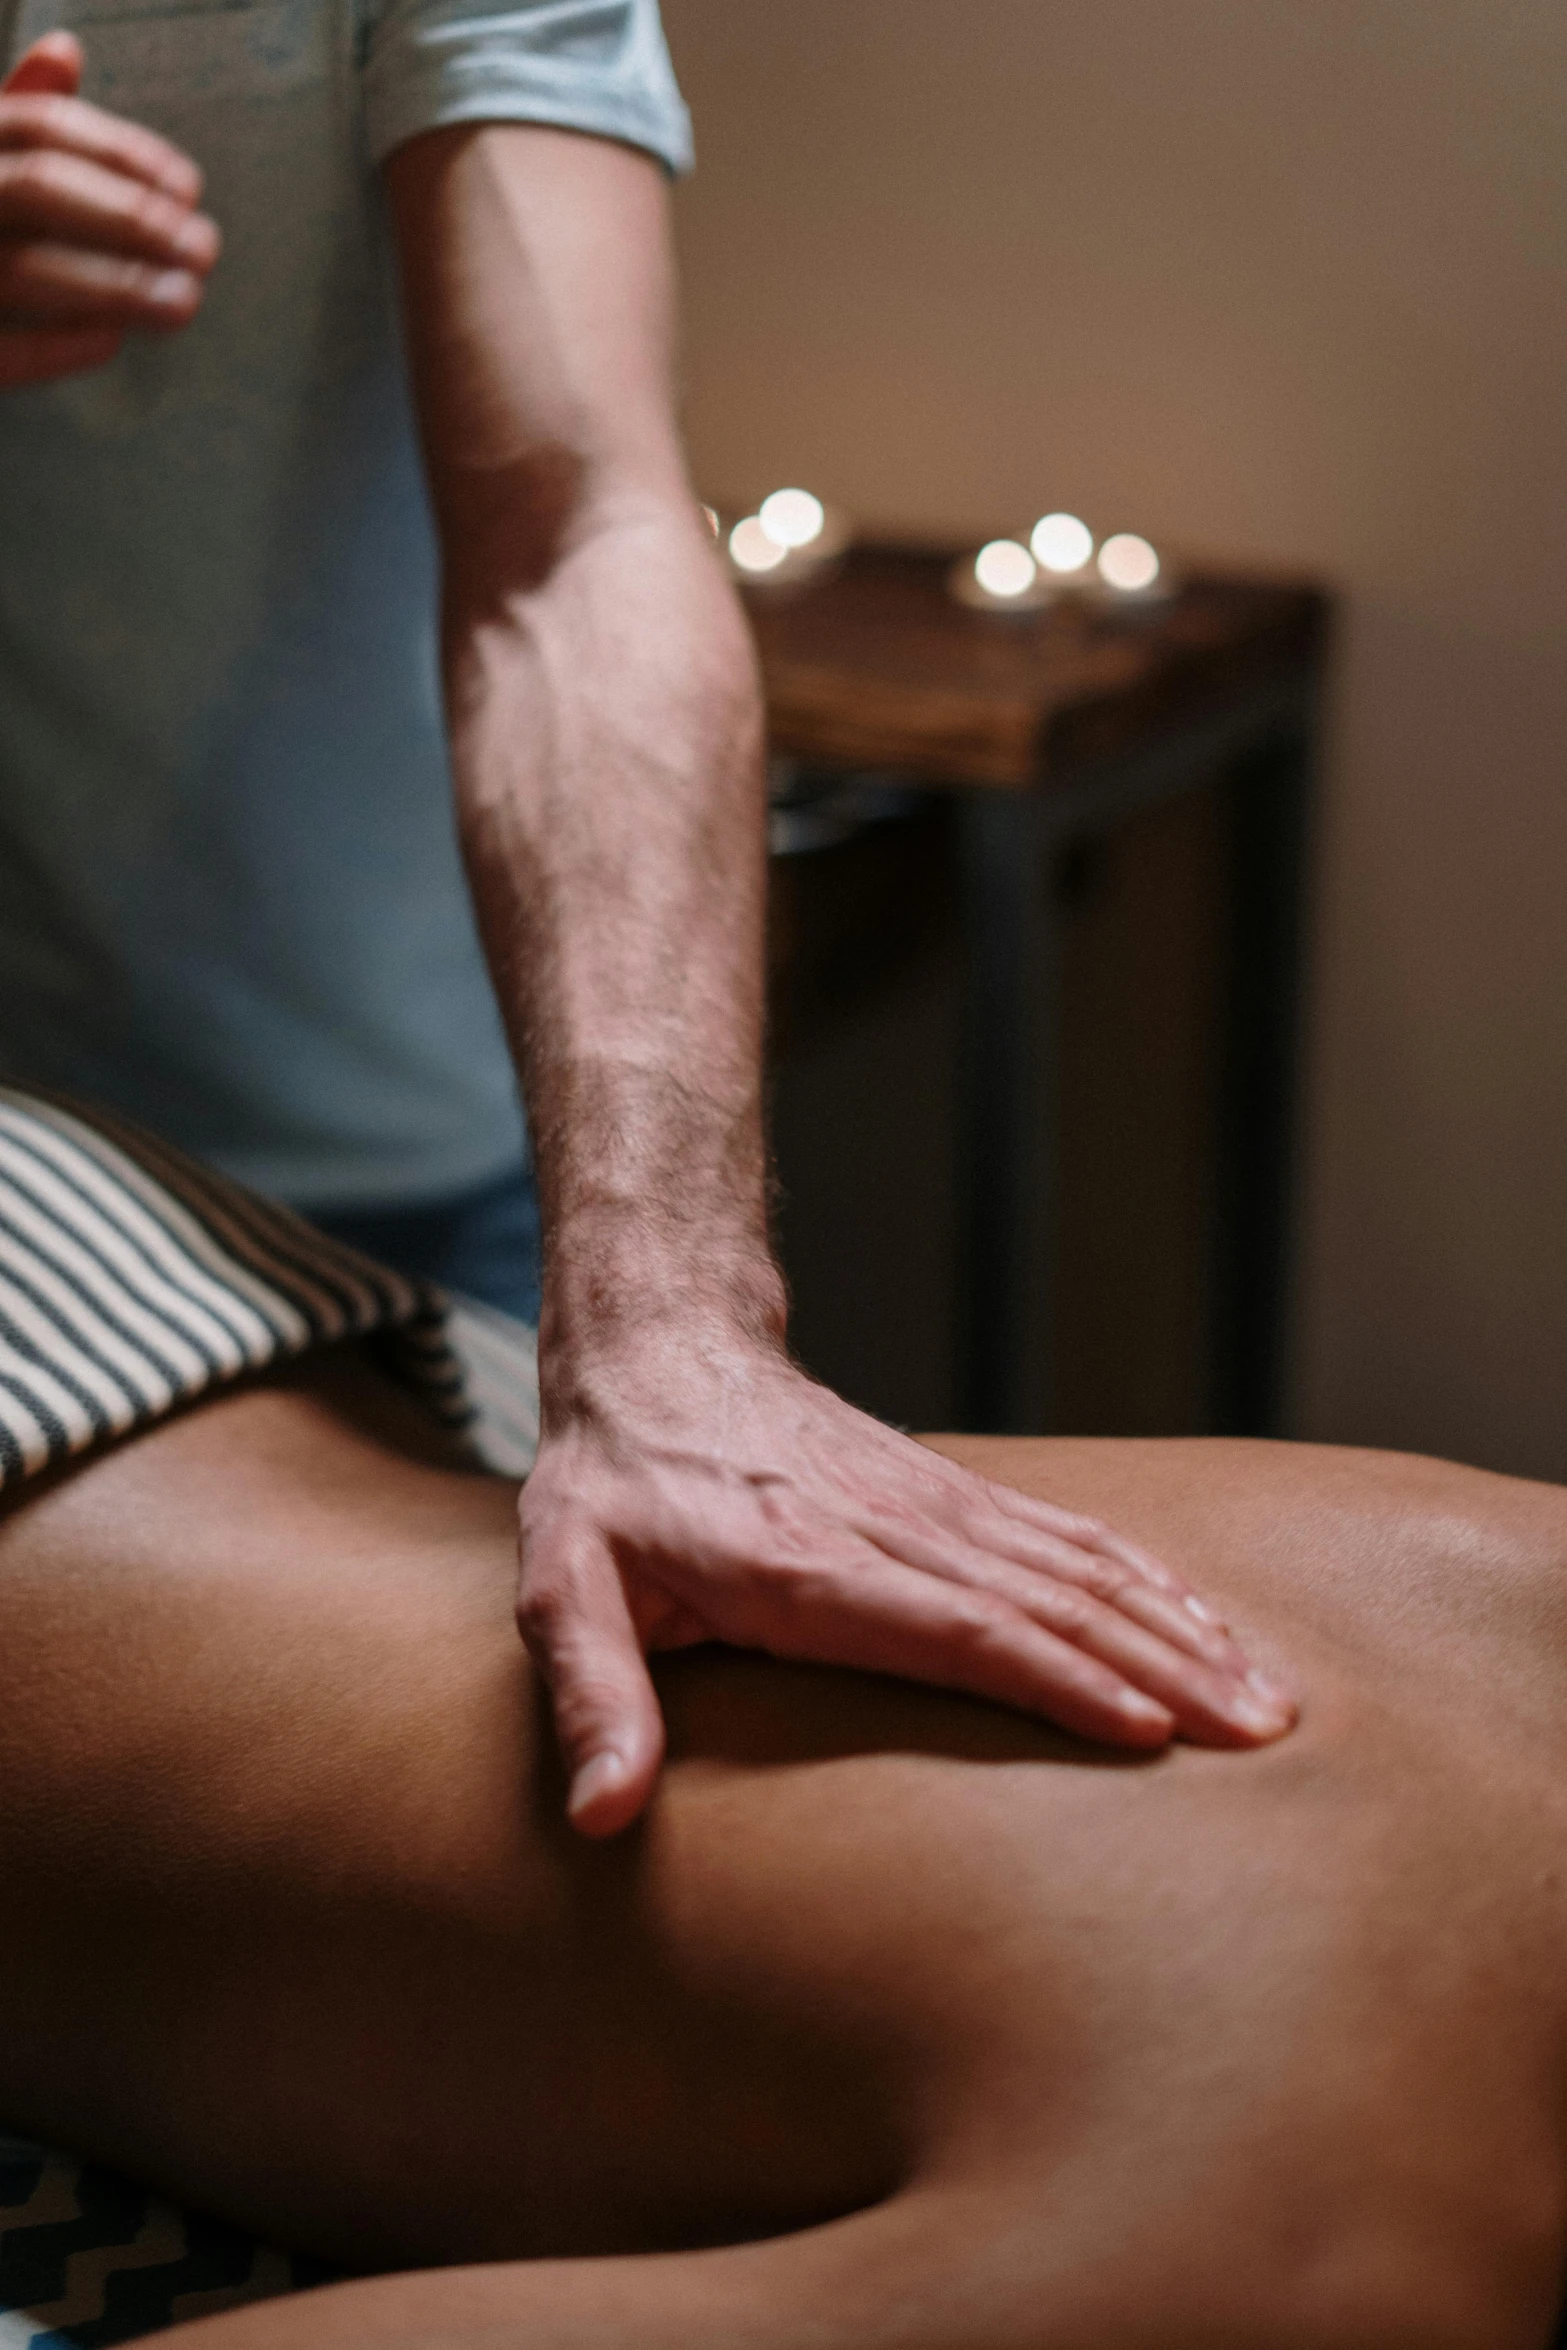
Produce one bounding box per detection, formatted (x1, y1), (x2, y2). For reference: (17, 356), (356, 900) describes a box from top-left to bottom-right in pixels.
(3, 31), (84, 95)
(517, 1534), (666, 1839)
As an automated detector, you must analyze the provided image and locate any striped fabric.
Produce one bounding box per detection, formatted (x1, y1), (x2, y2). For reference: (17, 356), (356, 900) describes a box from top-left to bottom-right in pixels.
(0, 1087), (543, 2346)
(0, 1086), (540, 1493)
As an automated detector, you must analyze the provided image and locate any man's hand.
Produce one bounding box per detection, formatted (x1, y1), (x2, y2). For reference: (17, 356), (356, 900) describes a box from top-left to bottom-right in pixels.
(386, 121), (1297, 1837)
(0, 31), (220, 388)
(520, 1333), (1296, 1836)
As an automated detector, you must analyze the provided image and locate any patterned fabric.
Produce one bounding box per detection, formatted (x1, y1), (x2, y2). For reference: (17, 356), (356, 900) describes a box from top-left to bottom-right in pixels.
(440, 1290), (543, 1478)
(0, 1085), (537, 1494)
(0, 2137), (333, 2350)
(0, 1089), (544, 2344)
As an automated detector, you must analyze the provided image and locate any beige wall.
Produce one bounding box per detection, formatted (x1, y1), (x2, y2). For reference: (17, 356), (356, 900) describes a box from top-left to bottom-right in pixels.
(661, 0), (1567, 1478)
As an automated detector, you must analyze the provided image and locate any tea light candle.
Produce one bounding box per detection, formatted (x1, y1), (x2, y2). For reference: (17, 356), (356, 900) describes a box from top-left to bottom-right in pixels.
(1097, 533), (1162, 593)
(974, 539), (1037, 598)
(723, 486), (851, 584)
(728, 515), (789, 574)
(1030, 511), (1095, 582)
(757, 487), (826, 550)
(948, 537), (1055, 611)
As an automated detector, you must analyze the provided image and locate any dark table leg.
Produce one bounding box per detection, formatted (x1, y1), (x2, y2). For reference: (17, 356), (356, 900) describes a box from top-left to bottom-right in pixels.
(955, 790), (1058, 1432)
(1210, 719), (1316, 1437)
(954, 689), (1318, 1439)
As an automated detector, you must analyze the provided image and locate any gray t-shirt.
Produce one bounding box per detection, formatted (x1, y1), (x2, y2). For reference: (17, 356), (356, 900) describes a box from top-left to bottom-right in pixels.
(0, 0), (689, 1208)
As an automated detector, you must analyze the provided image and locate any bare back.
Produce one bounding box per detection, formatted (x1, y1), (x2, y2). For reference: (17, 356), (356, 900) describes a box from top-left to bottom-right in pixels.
(2, 1354), (1566, 2349)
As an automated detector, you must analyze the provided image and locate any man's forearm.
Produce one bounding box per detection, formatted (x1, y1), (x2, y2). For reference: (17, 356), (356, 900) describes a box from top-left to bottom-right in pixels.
(387, 119), (1290, 1831)
(442, 486), (787, 1379)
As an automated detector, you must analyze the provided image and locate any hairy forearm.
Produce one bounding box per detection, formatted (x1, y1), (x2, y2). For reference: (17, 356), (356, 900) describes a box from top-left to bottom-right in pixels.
(443, 485), (785, 1372)
(385, 123), (1283, 1834)
(387, 124), (785, 1381)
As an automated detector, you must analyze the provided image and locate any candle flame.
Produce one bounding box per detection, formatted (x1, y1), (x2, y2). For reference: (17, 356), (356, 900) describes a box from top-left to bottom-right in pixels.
(730, 515), (789, 573)
(758, 488), (825, 550)
(1030, 512), (1094, 574)
(1097, 533), (1161, 592)
(974, 540), (1037, 599)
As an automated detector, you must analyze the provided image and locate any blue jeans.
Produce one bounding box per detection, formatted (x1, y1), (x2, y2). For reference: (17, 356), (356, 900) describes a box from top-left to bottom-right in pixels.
(307, 1162), (542, 1326)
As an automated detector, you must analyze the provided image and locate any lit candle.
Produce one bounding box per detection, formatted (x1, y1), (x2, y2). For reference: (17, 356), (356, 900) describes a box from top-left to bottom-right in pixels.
(1096, 533), (1162, 594)
(728, 514), (789, 574)
(948, 537), (1052, 611)
(757, 487), (826, 550)
(722, 486), (850, 584)
(974, 540), (1036, 598)
(1029, 511), (1095, 584)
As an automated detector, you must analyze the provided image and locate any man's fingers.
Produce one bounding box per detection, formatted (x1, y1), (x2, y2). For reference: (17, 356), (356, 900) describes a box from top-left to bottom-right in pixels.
(0, 147), (220, 269)
(840, 1527), (1290, 1745)
(0, 321), (123, 385)
(981, 1479), (1198, 1596)
(860, 1501), (1231, 1672)
(1096, 1575), (1243, 1670)
(517, 1529), (666, 1839)
(965, 1473), (1239, 1631)
(987, 1541), (1242, 1680)
(1081, 1518), (1229, 1621)
(0, 91), (205, 202)
(677, 1519), (1287, 1747)
(1, 34), (205, 206)
(924, 1493), (1250, 1677)
(721, 1546), (1181, 1749)
(0, 240), (205, 327)
(2, 31), (82, 98)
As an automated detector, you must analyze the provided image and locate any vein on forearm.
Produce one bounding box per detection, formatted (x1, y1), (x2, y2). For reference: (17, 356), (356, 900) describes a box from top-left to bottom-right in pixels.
(441, 478), (778, 1329)
(384, 121), (783, 1352)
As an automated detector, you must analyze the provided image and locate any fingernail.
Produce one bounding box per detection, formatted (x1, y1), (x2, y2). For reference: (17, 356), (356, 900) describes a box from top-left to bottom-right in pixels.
(173, 216), (214, 263)
(149, 269), (198, 308)
(1117, 1689), (1174, 1733)
(569, 1748), (629, 1821)
(1231, 1677), (1295, 1736)
(1183, 1596), (1221, 1627)
(1246, 1669), (1293, 1710)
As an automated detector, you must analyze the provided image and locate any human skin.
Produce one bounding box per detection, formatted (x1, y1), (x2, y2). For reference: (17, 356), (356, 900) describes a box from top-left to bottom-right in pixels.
(0, 1351), (1563, 2349)
(0, 31), (1288, 1798)
(0, 32), (219, 384)
(381, 120), (1293, 1828)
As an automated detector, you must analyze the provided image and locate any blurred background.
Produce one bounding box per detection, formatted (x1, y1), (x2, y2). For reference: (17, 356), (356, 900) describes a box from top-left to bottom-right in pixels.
(661, 0), (1567, 1480)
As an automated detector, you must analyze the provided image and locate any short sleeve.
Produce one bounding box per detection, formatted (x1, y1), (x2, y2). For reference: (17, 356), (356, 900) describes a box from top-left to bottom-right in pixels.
(361, 0), (693, 175)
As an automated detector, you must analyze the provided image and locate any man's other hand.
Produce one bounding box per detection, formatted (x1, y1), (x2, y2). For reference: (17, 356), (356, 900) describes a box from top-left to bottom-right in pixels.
(518, 1338), (1299, 1838)
(0, 31), (220, 388)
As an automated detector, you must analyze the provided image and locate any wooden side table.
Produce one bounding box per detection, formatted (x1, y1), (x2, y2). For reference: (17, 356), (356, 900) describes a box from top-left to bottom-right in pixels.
(744, 541), (1332, 1437)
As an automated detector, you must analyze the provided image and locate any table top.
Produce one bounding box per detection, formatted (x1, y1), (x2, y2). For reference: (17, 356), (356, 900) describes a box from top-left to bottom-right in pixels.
(740, 541), (1330, 791)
